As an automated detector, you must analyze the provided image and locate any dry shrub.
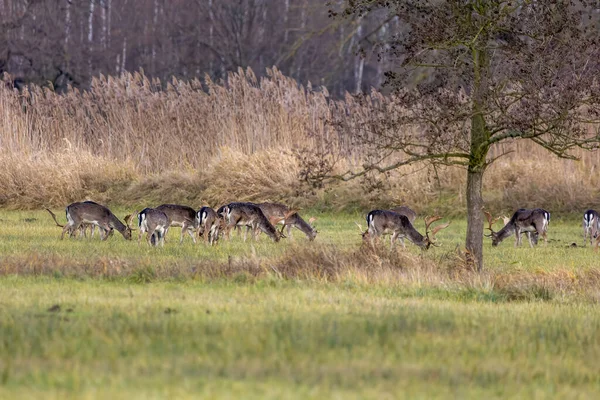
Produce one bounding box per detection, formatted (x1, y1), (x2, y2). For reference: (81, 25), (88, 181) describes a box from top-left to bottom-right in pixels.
(120, 170), (206, 207)
(1, 68), (600, 213)
(200, 148), (306, 207)
(0, 150), (136, 209)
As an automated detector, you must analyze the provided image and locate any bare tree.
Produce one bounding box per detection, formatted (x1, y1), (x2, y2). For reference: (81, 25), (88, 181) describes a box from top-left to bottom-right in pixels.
(313, 0), (600, 271)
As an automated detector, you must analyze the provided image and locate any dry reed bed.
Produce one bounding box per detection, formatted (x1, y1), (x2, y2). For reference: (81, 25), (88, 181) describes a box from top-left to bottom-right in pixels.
(1, 244), (599, 302)
(1, 69), (600, 212)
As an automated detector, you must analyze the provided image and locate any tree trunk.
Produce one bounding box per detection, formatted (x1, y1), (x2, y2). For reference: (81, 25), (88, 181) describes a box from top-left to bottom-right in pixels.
(466, 45), (490, 272)
(465, 167), (484, 271)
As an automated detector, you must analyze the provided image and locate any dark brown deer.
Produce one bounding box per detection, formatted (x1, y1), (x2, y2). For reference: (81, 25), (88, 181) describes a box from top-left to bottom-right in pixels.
(359, 210), (449, 249)
(484, 209), (550, 247)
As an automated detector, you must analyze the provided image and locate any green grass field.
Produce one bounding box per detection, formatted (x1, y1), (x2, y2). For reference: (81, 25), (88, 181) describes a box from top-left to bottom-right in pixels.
(1, 210), (600, 398)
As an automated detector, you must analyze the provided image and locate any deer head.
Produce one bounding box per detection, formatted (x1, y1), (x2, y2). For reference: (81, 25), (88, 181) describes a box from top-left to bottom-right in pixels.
(424, 216), (451, 248)
(483, 211), (501, 246)
(123, 214), (135, 240)
(355, 222), (369, 241)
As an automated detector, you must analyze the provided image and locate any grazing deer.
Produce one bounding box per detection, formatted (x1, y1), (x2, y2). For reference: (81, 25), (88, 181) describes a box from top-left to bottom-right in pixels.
(196, 206), (223, 245)
(257, 202), (318, 241)
(48, 202), (132, 241)
(222, 202), (283, 242)
(484, 209), (549, 247)
(155, 204), (198, 244)
(583, 209), (599, 246)
(137, 208), (169, 246)
(359, 210), (450, 249)
(46, 201), (114, 239)
(389, 205), (417, 224)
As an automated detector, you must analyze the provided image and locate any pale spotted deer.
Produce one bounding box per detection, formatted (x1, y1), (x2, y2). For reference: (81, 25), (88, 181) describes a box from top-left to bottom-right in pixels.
(484, 209), (550, 247)
(155, 204), (198, 244)
(48, 202), (132, 241)
(137, 208), (169, 246)
(359, 210), (450, 249)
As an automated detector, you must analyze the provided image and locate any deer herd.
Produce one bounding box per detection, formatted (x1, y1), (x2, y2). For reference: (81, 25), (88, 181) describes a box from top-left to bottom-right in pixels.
(44, 201), (600, 251)
(46, 201), (317, 247)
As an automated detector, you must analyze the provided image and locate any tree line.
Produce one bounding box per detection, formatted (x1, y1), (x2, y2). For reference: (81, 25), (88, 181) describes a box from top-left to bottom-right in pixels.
(0, 0), (395, 95)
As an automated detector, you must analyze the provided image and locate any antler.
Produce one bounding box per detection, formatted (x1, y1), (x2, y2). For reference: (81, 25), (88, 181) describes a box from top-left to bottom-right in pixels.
(354, 222), (364, 232)
(124, 214), (134, 229)
(424, 216), (449, 245)
(45, 208), (64, 228)
(483, 211), (500, 232)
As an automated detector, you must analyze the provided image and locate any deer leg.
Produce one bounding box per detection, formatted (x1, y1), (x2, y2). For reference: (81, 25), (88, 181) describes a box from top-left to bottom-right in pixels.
(96, 223), (111, 241)
(391, 232), (401, 250)
(159, 229), (166, 247)
(72, 222), (85, 239)
(61, 223), (74, 240)
(138, 227), (145, 245)
(188, 226), (197, 244)
(179, 224), (186, 244)
(527, 232), (534, 248)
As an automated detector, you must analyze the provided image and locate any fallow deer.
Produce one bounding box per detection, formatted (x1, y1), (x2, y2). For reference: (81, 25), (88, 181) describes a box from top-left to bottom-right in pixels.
(484, 209), (550, 247)
(155, 204), (198, 244)
(221, 202), (283, 242)
(196, 206), (223, 245)
(48, 202), (132, 241)
(137, 208), (169, 246)
(359, 210), (450, 249)
(46, 201), (115, 239)
(583, 209), (599, 246)
(257, 202), (317, 241)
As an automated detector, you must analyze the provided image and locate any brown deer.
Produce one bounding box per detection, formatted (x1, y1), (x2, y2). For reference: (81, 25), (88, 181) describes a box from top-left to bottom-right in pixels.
(137, 208), (169, 246)
(484, 209), (550, 247)
(47, 201), (115, 239)
(155, 204), (198, 244)
(257, 202), (317, 241)
(359, 210), (450, 249)
(221, 202), (283, 242)
(48, 202), (132, 241)
(196, 206), (223, 245)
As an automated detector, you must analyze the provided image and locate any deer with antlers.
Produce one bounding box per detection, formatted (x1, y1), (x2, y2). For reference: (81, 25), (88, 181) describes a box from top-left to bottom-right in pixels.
(257, 202), (318, 241)
(358, 210), (450, 249)
(47, 202), (133, 241)
(484, 209), (550, 247)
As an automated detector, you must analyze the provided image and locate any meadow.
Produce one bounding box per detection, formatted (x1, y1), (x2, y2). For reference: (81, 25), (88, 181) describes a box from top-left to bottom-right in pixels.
(2, 68), (600, 397)
(1, 209), (600, 398)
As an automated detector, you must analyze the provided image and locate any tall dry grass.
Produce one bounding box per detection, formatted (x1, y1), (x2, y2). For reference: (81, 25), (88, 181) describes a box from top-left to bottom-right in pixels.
(1, 68), (600, 212)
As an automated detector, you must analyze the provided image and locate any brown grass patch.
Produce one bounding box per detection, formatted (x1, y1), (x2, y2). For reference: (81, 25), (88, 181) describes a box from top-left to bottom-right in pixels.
(3, 244), (600, 303)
